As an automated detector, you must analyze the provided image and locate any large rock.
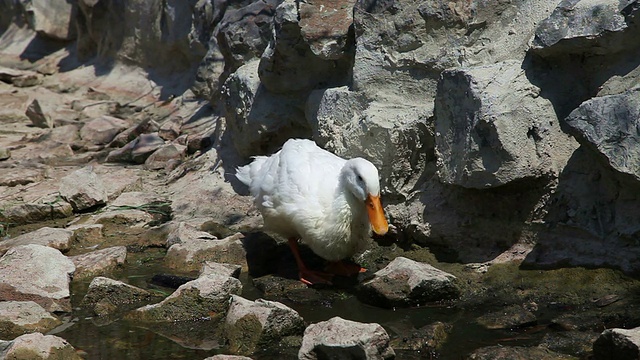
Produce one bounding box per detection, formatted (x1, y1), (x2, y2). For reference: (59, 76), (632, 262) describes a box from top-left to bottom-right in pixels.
(593, 327), (640, 360)
(0, 244), (75, 312)
(565, 87), (640, 182)
(80, 116), (130, 145)
(358, 257), (459, 308)
(530, 0), (639, 56)
(222, 59), (311, 157)
(69, 246), (127, 279)
(127, 274), (242, 322)
(299, 316), (395, 360)
(81, 277), (163, 317)
(0, 227), (74, 255)
(299, 0), (357, 60)
(0, 301), (62, 339)
(0, 332), (82, 360)
(59, 166), (108, 211)
(434, 60), (577, 188)
(23, 0), (77, 40)
(165, 232), (247, 272)
(224, 295), (305, 355)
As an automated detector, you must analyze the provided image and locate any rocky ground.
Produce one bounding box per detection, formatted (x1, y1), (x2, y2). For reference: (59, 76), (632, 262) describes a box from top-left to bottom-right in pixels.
(2, 0), (640, 359)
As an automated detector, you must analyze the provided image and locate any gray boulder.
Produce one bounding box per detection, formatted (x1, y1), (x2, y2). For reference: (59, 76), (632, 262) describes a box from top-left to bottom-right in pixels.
(358, 257), (459, 308)
(81, 277), (163, 317)
(565, 87), (640, 182)
(531, 0), (639, 56)
(299, 316), (395, 360)
(0, 301), (62, 338)
(127, 274), (242, 322)
(0, 227), (74, 255)
(0, 244), (75, 312)
(59, 166), (108, 211)
(434, 60), (577, 188)
(0, 332), (82, 359)
(224, 295), (305, 355)
(593, 327), (640, 360)
(23, 0), (77, 40)
(69, 246), (127, 280)
(165, 232), (247, 272)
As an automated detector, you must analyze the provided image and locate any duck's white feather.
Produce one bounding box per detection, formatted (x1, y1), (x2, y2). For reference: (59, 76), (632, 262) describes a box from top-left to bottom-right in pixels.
(236, 139), (375, 261)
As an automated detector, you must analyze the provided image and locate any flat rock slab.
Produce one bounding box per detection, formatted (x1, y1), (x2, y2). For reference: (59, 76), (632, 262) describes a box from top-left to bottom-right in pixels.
(81, 277), (163, 317)
(80, 115), (130, 145)
(70, 246), (127, 279)
(0, 244), (75, 312)
(477, 304), (537, 330)
(593, 327), (640, 360)
(0, 332), (82, 360)
(0, 167), (44, 187)
(165, 233), (247, 272)
(59, 166), (108, 211)
(200, 261), (242, 278)
(127, 274), (242, 322)
(0, 301), (62, 339)
(166, 221), (216, 247)
(0, 227), (74, 255)
(299, 316), (395, 360)
(358, 256), (460, 308)
(225, 295), (305, 355)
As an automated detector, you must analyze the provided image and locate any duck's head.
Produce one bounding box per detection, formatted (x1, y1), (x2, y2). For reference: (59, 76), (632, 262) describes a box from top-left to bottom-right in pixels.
(342, 158), (389, 236)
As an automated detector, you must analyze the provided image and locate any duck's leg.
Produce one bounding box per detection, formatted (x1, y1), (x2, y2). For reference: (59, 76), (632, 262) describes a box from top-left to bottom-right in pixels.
(325, 260), (367, 277)
(288, 238), (333, 285)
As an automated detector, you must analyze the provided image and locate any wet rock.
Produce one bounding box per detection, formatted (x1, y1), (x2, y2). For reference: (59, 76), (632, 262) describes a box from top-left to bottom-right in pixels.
(67, 223), (104, 249)
(224, 295), (305, 355)
(0, 332), (82, 359)
(531, 0), (637, 56)
(69, 246), (127, 279)
(81, 277), (163, 317)
(0, 301), (62, 338)
(477, 304), (537, 330)
(466, 345), (574, 359)
(358, 257), (459, 308)
(299, 316), (395, 360)
(25, 99), (54, 128)
(204, 355), (253, 360)
(127, 274), (242, 322)
(0, 146), (10, 160)
(390, 321), (451, 353)
(200, 261), (241, 279)
(593, 327), (640, 360)
(540, 330), (598, 358)
(166, 221), (216, 247)
(0, 227), (74, 255)
(144, 143), (187, 170)
(0, 167), (44, 187)
(80, 116), (130, 146)
(131, 133), (165, 164)
(565, 87), (640, 182)
(434, 60), (577, 189)
(59, 166), (108, 211)
(0, 244), (75, 312)
(24, 0), (77, 41)
(165, 232), (247, 273)
(252, 275), (324, 305)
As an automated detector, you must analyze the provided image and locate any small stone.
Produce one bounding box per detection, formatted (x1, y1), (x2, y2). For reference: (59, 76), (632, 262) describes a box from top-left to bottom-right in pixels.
(144, 143), (187, 170)
(25, 99), (53, 128)
(80, 115), (130, 145)
(299, 317), (395, 360)
(131, 133), (165, 164)
(0, 147), (10, 160)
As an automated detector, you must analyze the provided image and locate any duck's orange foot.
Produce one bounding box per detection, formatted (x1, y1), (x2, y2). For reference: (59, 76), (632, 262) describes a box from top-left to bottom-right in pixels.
(325, 260), (367, 277)
(299, 269), (334, 286)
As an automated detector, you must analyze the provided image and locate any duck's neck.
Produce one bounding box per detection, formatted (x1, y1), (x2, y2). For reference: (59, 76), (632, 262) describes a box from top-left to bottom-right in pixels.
(329, 179), (367, 240)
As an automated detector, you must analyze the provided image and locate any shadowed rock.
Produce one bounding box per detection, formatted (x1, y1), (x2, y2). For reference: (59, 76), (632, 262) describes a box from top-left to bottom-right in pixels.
(467, 345), (575, 359)
(299, 316), (395, 360)
(593, 327), (640, 360)
(477, 304), (537, 330)
(0, 301), (62, 339)
(224, 295), (305, 355)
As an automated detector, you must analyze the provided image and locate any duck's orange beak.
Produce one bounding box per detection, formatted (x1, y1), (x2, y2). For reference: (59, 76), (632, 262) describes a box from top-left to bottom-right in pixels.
(366, 194), (388, 235)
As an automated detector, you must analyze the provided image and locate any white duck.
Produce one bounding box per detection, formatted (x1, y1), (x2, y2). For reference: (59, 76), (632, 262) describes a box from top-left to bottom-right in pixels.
(236, 138), (388, 284)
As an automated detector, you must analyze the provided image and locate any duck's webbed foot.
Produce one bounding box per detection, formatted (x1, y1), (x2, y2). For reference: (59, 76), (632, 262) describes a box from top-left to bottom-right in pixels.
(299, 269), (334, 286)
(325, 260), (366, 277)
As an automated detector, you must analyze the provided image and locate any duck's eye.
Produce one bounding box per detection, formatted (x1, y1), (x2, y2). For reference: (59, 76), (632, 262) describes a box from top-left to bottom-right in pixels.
(356, 175), (363, 182)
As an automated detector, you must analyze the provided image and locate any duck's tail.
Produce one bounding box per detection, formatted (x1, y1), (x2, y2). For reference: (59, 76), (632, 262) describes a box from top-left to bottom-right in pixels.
(235, 156), (268, 186)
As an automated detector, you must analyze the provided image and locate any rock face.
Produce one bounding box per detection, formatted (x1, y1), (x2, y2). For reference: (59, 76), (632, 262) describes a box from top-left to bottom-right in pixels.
(358, 257), (459, 308)
(435, 60), (577, 189)
(593, 327), (640, 360)
(0, 244), (75, 312)
(299, 316), (395, 360)
(224, 295), (305, 355)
